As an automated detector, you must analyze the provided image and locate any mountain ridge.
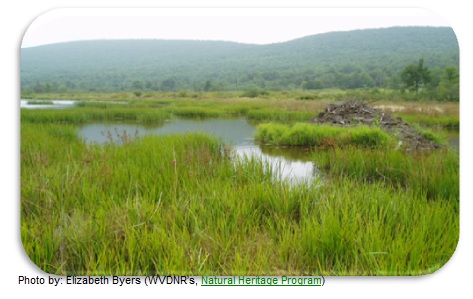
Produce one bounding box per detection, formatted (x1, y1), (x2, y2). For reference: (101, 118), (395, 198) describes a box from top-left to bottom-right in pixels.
(20, 26), (459, 92)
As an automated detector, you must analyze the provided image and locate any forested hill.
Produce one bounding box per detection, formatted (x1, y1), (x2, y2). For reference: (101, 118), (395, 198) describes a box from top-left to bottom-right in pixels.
(20, 26), (459, 93)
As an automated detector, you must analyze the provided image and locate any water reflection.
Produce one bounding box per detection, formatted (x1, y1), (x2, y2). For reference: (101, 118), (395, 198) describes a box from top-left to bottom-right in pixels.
(79, 118), (317, 185)
(235, 145), (315, 185)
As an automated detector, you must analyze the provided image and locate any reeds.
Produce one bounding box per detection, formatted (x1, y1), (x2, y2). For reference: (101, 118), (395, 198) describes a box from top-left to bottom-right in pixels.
(20, 94), (459, 276)
(21, 121), (458, 276)
(255, 123), (393, 148)
(399, 114), (459, 129)
(21, 107), (170, 123)
(247, 110), (314, 123)
(313, 146), (459, 201)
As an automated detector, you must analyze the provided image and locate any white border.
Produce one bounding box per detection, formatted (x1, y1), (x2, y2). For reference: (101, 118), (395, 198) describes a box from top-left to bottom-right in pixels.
(3, 1), (471, 298)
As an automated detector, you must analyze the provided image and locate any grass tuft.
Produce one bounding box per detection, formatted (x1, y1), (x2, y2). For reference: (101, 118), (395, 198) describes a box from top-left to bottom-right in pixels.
(255, 123), (393, 148)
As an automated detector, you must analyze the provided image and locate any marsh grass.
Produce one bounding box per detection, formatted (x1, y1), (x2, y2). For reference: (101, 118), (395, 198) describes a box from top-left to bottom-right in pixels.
(399, 114), (459, 129)
(413, 125), (447, 144)
(247, 110), (314, 123)
(255, 123), (393, 148)
(76, 101), (128, 109)
(313, 147), (459, 201)
(27, 100), (54, 105)
(163, 106), (223, 118)
(21, 96), (326, 125)
(21, 121), (458, 275)
(20, 95), (459, 275)
(374, 101), (459, 129)
(21, 107), (170, 124)
(100, 127), (141, 144)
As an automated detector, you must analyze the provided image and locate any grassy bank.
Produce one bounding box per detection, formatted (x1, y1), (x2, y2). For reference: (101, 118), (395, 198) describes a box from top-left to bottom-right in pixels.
(21, 121), (458, 275)
(26, 100), (54, 105)
(255, 123), (393, 148)
(247, 110), (314, 123)
(21, 107), (171, 124)
(22, 91), (460, 127)
(374, 101), (459, 129)
(20, 98), (321, 124)
(398, 114), (459, 129)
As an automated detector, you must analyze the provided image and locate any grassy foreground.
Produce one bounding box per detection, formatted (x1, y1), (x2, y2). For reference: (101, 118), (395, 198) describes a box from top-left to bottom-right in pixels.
(21, 120), (458, 275)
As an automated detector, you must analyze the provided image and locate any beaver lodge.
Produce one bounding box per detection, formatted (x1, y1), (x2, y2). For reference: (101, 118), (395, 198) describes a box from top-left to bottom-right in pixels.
(309, 100), (441, 151)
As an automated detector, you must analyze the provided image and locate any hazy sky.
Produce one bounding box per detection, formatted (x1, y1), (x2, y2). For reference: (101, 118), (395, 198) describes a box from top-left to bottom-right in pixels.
(21, 8), (452, 48)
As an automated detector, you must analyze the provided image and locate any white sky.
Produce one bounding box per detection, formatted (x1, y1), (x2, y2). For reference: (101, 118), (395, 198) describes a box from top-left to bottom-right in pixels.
(21, 7), (452, 48)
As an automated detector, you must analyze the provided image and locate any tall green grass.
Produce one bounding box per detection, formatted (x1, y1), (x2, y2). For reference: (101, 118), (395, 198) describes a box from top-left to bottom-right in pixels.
(163, 106), (223, 118)
(276, 177), (458, 275)
(21, 122), (458, 275)
(20, 95), (460, 275)
(21, 107), (170, 123)
(313, 147), (459, 201)
(247, 110), (314, 123)
(399, 114), (459, 129)
(413, 125), (447, 144)
(255, 123), (393, 148)
(76, 101), (129, 108)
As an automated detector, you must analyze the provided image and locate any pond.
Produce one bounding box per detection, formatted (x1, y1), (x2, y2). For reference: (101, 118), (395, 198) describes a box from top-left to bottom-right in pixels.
(79, 118), (317, 185)
(79, 118), (459, 185)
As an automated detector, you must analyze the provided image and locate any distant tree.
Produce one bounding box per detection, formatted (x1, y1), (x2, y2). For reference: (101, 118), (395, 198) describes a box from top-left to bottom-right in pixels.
(145, 80), (153, 90)
(203, 80), (212, 92)
(435, 66), (459, 101)
(262, 71), (280, 81)
(445, 66), (459, 82)
(33, 81), (44, 93)
(65, 81), (76, 90)
(306, 80), (323, 90)
(131, 80), (143, 90)
(401, 59), (431, 94)
(300, 81), (308, 91)
(161, 78), (176, 92)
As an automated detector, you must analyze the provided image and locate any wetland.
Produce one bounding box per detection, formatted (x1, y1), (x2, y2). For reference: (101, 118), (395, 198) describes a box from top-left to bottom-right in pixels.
(20, 92), (460, 276)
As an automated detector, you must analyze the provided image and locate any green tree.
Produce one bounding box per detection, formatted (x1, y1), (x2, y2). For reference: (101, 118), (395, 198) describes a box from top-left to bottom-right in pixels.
(203, 80), (212, 92)
(300, 81), (308, 91)
(401, 59), (431, 94)
(131, 80), (143, 90)
(435, 66), (459, 101)
(161, 78), (176, 92)
(445, 66), (459, 82)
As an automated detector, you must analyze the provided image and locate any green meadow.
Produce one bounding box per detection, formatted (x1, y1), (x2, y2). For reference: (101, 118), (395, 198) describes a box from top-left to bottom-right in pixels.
(20, 91), (459, 276)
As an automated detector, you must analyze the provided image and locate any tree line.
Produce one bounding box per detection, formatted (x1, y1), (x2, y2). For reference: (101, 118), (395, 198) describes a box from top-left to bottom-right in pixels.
(23, 61), (459, 102)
